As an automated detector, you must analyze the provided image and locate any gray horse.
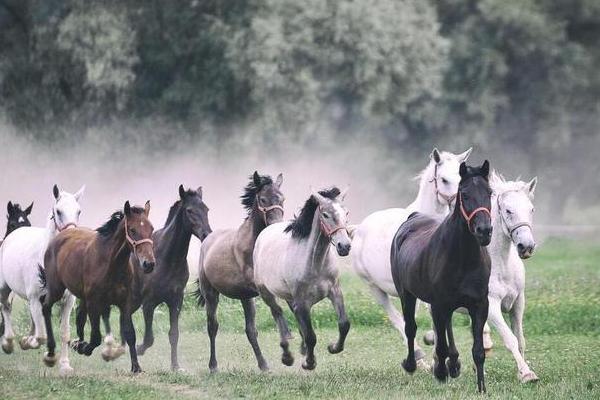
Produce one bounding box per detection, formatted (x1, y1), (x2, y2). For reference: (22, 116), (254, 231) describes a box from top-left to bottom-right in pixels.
(195, 171), (287, 372)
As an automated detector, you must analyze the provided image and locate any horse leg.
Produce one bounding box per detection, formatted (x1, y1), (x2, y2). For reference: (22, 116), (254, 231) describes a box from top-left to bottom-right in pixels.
(19, 315), (35, 350)
(0, 287), (15, 354)
(510, 293), (527, 356)
(136, 302), (156, 356)
(72, 301), (88, 354)
(168, 296), (184, 371)
(58, 292), (75, 376)
(82, 310), (102, 357)
(120, 307), (142, 373)
(292, 301), (317, 370)
(431, 306), (450, 382)
(286, 300), (306, 355)
(327, 282), (350, 354)
(483, 322), (493, 352)
(41, 298), (57, 367)
(21, 294), (46, 350)
(258, 287), (293, 366)
(446, 317), (461, 378)
(204, 284), (220, 372)
(101, 307), (124, 361)
(241, 298), (269, 371)
(469, 300), (489, 393)
(399, 293), (418, 374)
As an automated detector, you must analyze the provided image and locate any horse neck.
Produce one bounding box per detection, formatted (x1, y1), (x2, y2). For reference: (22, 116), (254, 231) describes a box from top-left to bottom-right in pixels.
(106, 223), (132, 277)
(304, 211), (331, 269)
(488, 195), (514, 267)
(408, 164), (448, 217)
(443, 208), (484, 270)
(44, 212), (59, 242)
(161, 207), (192, 263)
(236, 209), (265, 255)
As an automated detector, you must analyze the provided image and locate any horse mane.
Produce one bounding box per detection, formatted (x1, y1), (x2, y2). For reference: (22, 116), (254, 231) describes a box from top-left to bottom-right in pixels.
(284, 187), (340, 239)
(96, 207), (145, 238)
(240, 174), (273, 213)
(489, 170), (528, 196)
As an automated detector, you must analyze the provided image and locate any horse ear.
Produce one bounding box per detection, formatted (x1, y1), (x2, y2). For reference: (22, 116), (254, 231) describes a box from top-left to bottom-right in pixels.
(74, 185), (85, 202)
(196, 186), (203, 198)
(7, 201), (13, 215)
(458, 147), (473, 162)
(124, 201), (131, 216)
(459, 162), (467, 178)
(339, 185), (350, 201)
(253, 171), (261, 186)
(144, 200), (151, 216)
(53, 184), (60, 200)
(25, 202), (33, 215)
(481, 160), (490, 178)
(275, 173), (283, 188)
(179, 184), (186, 199)
(430, 148), (441, 164)
(310, 188), (327, 205)
(527, 177), (538, 196)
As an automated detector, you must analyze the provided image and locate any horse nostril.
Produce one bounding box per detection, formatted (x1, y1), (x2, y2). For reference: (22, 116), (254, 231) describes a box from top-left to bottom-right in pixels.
(517, 243), (525, 253)
(143, 261), (155, 272)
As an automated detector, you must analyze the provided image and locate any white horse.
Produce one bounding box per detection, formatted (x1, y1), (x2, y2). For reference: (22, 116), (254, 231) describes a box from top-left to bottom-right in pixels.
(0, 184), (84, 375)
(350, 147), (471, 364)
(254, 187), (351, 370)
(484, 171), (539, 382)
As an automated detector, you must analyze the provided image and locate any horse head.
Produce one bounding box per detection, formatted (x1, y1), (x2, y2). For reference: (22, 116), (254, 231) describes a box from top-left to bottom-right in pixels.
(312, 186), (351, 256)
(6, 201), (33, 236)
(458, 160), (493, 246)
(124, 200), (155, 273)
(426, 147), (472, 208)
(52, 184), (85, 232)
(179, 184), (212, 241)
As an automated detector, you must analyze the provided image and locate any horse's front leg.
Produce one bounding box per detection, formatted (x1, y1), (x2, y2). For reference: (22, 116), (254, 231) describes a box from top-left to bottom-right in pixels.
(168, 295), (184, 371)
(120, 307), (142, 373)
(136, 302), (157, 356)
(327, 282), (350, 354)
(399, 293), (418, 373)
(446, 317), (460, 378)
(71, 301), (88, 354)
(241, 298), (269, 371)
(57, 293), (75, 376)
(258, 287), (293, 366)
(82, 310), (102, 356)
(0, 287), (15, 353)
(469, 299), (489, 393)
(21, 295), (46, 350)
(292, 301), (317, 370)
(431, 305), (450, 382)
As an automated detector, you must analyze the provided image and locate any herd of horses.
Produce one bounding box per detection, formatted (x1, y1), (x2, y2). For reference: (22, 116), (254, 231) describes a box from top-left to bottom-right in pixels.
(0, 147), (540, 393)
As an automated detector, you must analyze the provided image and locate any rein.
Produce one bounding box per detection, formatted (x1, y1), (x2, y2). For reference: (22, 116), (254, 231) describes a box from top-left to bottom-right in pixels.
(124, 217), (153, 256)
(256, 195), (284, 225)
(459, 192), (491, 232)
(430, 163), (457, 205)
(497, 190), (532, 237)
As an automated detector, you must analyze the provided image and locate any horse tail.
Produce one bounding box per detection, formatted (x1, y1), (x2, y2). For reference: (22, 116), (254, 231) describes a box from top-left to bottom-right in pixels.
(346, 224), (358, 240)
(191, 278), (205, 307)
(38, 264), (47, 292)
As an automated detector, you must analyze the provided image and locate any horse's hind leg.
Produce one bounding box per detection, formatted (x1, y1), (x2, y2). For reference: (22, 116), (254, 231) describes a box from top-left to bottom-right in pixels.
(292, 301), (317, 370)
(327, 282), (350, 354)
(136, 302), (157, 356)
(241, 298), (269, 371)
(168, 295), (184, 371)
(259, 287), (294, 366)
(58, 292), (75, 376)
(71, 301), (88, 353)
(0, 287), (15, 353)
(120, 308), (142, 374)
(399, 293), (418, 374)
(446, 317), (461, 378)
(286, 300), (306, 355)
(21, 294), (46, 349)
(204, 284), (220, 372)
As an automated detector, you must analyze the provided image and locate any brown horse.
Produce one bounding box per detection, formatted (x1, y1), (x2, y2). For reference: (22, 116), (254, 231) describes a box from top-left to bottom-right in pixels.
(195, 171), (290, 372)
(40, 201), (155, 373)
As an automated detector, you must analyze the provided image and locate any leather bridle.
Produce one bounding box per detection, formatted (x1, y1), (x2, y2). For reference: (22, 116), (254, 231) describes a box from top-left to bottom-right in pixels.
(51, 211), (77, 232)
(256, 195), (284, 225)
(459, 192), (491, 233)
(430, 163), (457, 205)
(124, 216), (153, 256)
(496, 190), (532, 238)
(318, 206), (348, 239)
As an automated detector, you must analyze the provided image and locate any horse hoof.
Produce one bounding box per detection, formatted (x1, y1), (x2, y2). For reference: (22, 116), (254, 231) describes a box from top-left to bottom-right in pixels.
(423, 331), (435, 346)
(43, 352), (58, 367)
(447, 359), (461, 378)
(301, 360), (316, 371)
(402, 358), (417, 374)
(19, 337), (30, 350)
(2, 338), (14, 354)
(101, 348), (112, 362)
(416, 358), (431, 371)
(209, 367), (219, 374)
(327, 343), (343, 354)
(259, 363), (270, 372)
(282, 353), (294, 366)
(59, 364), (74, 377)
(433, 360), (448, 382)
(131, 366), (143, 375)
(171, 366), (186, 373)
(519, 371), (539, 383)
(104, 334), (115, 346)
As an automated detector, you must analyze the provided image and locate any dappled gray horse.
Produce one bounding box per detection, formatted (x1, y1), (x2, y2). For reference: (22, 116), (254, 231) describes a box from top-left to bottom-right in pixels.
(253, 187), (351, 370)
(195, 171), (286, 372)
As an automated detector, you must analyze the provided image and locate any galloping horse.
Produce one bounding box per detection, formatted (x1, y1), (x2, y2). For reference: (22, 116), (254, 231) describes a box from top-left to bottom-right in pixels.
(391, 161), (492, 393)
(254, 187), (351, 370)
(196, 172), (285, 372)
(41, 201), (155, 374)
(351, 148), (471, 365)
(0, 185), (84, 369)
(102, 185), (212, 371)
(4, 201), (33, 238)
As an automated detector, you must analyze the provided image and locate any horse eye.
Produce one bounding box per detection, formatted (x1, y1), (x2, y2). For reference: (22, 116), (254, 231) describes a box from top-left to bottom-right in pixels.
(531, 208), (535, 213)
(506, 209), (512, 215)
(441, 178), (449, 185)
(56, 210), (62, 216)
(322, 213), (330, 219)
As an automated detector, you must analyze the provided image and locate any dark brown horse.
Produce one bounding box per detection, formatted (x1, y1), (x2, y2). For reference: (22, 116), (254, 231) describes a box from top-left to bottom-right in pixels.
(102, 185), (212, 371)
(5, 201), (33, 238)
(195, 171), (289, 372)
(41, 201), (155, 373)
(391, 161), (493, 393)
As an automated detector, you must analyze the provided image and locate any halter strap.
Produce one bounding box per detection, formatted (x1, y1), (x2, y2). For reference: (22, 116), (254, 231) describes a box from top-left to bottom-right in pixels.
(459, 192), (491, 232)
(124, 217), (153, 255)
(256, 195), (284, 225)
(430, 163), (457, 205)
(318, 206), (348, 239)
(52, 211), (77, 232)
(497, 191), (532, 237)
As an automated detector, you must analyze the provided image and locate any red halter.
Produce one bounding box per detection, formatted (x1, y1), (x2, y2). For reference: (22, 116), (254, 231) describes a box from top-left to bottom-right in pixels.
(459, 192), (491, 232)
(124, 217), (153, 256)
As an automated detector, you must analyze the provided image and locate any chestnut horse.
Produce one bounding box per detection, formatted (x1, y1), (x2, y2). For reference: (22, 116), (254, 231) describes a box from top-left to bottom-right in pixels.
(40, 201), (155, 373)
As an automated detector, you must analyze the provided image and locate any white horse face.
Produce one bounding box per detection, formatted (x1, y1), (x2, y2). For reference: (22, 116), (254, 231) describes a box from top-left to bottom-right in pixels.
(430, 147), (472, 206)
(495, 177), (537, 259)
(312, 188), (351, 257)
(52, 184), (85, 231)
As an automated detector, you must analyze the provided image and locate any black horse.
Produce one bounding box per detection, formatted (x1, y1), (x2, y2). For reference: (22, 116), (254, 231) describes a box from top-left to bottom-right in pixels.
(4, 201), (33, 238)
(391, 160), (493, 393)
(102, 185), (212, 371)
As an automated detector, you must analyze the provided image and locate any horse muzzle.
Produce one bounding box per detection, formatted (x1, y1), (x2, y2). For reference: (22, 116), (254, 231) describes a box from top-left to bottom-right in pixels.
(336, 242), (351, 257)
(517, 242), (535, 259)
(141, 260), (155, 274)
(474, 225), (492, 246)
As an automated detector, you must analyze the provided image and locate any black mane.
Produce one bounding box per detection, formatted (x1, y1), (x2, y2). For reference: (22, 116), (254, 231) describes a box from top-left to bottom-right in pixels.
(96, 207), (145, 238)
(165, 200), (182, 225)
(284, 187), (340, 239)
(241, 174), (273, 213)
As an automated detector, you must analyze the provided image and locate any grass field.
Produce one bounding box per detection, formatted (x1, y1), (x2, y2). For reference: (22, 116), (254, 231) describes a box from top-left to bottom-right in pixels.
(1, 238), (599, 399)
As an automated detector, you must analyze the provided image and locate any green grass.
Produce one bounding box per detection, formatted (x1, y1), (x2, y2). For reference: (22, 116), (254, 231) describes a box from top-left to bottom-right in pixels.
(1, 237), (599, 399)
